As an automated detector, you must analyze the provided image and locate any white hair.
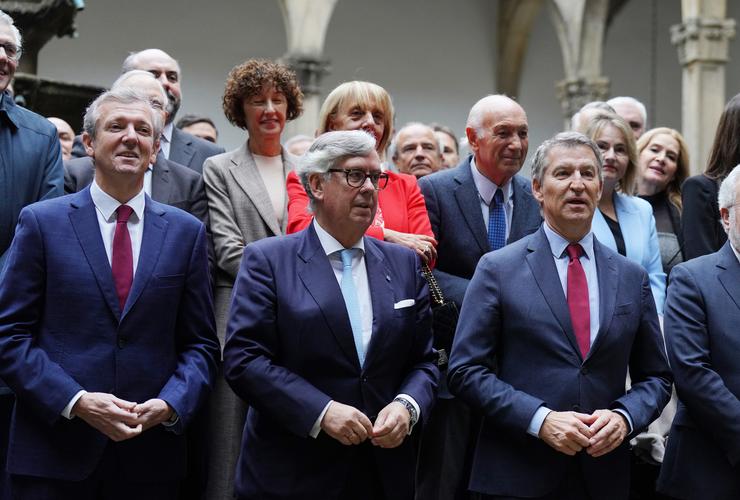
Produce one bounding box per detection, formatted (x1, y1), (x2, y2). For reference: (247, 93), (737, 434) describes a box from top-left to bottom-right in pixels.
(718, 164), (740, 210)
(0, 10), (22, 54)
(607, 96), (647, 125)
(111, 70), (168, 107)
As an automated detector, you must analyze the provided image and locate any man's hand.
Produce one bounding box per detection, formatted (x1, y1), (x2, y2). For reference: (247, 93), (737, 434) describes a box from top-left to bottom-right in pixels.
(586, 409), (628, 457)
(320, 401), (373, 446)
(371, 401), (410, 449)
(133, 399), (174, 431)
(538, 411), (594, 456)
(72, 392), (142, 442)
(383, 229), (437, 264)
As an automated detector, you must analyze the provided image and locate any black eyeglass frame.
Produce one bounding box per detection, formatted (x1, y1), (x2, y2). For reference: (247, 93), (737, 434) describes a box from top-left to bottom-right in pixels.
(327, 169), (389, 190)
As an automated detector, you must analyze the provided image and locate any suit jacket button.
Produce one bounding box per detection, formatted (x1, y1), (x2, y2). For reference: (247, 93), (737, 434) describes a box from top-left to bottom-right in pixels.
(580, 367), (588, 375)
(117, 338), (127, 348)
(362, 376), (368, 383)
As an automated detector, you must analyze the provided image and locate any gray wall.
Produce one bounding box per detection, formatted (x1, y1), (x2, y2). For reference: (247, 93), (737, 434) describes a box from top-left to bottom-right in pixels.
(37, 0), (739, 171)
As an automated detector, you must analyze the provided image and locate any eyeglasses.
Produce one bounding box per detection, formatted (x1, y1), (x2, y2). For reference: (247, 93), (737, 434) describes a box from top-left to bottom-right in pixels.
(328, 169), (389, 190)
(0, 42), (20, 61)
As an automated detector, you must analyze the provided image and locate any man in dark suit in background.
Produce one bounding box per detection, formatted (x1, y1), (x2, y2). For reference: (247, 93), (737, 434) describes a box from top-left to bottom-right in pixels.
(223, 130), (438, 500)
(0, 11), (64, 499)
(448, 131), (672, 499)
(72, 48), (223, 173)
(0, 87), (219, 499)
(416, 94), (542, 499)
(657, 165), (740, 499)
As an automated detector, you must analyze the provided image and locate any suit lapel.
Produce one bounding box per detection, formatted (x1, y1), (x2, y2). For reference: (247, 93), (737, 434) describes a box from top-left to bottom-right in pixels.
(170, 128), (195, 168)
(229, 143), (282, 236)
(150, 153), (172, 204)
(68, 189), (121, 318)
(717, 243), (740, 311)
(122, 198), (168, 318)
(297, 226), (361, 367)
(454, 160), (489, 254)
(587, 240), (618, 360)
(526, 228), (583, 360)
(363, 239), (394, 368)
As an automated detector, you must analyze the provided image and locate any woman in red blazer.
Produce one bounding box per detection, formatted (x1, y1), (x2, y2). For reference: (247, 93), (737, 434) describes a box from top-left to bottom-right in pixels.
(285, 81), (437, 265)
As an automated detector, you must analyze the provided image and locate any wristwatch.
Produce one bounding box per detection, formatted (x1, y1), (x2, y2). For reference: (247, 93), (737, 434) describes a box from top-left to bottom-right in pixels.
(393, 397), (418, 427)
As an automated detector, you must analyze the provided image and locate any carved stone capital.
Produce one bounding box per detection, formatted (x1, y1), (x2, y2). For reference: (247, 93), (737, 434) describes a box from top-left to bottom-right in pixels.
(671, 17), (736, 65)
(279, 55), (331, 96)
(555, 77), (610, 119)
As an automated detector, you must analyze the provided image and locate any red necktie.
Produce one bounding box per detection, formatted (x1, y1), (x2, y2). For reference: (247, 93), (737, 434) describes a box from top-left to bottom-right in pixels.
(566, 243), (590, 358)
(112, 205), (134, 311)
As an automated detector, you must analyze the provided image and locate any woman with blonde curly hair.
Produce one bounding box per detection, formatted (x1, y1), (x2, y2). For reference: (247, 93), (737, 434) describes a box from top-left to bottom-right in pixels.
(586, 112), (666, 312)
(636, 127), (690, 274)
(202, 58), (303, 499)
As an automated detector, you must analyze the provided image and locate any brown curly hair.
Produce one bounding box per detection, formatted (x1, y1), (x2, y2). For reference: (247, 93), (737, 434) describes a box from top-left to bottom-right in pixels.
(222, 59), (303, 130)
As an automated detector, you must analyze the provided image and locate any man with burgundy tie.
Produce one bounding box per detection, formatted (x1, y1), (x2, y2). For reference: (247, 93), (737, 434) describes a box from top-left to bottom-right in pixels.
(447, 131), (672, 500)
(222, 130), (438, 499)
(0, 87), (219, 499)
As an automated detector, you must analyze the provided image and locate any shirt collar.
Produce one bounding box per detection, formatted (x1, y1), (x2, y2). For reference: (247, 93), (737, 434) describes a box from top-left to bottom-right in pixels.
(90, 179), (146, 223)
(162, 122), (173, 144)
(543, 222), (595, 262)
(470, 157), (512, 206)
(313, 219), (365, 257)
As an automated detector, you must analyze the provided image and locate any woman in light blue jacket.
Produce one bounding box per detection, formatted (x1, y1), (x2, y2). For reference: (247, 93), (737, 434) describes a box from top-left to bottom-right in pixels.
(586, 113), (666, 313)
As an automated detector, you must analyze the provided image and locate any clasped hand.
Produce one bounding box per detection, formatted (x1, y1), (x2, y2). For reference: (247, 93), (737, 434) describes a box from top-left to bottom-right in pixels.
(72, 392), (174, 442)
(539, 409), (628, 457)
(320, 401), (411, 448)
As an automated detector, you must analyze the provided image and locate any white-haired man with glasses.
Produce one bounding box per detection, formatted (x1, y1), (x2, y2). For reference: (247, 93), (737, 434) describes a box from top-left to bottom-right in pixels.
(223, 130), (438, 500)
(0, 10), (64, 499)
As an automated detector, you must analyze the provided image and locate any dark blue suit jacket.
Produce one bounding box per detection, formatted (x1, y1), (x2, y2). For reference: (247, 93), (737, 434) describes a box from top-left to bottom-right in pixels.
(418, 156), (542, 308)
(448, 227), (672, 499)
(223, 224), (439, 499)
(0, 91), (63, 268)
(657, 243), (740, 499)
(0, 189), (220, 482)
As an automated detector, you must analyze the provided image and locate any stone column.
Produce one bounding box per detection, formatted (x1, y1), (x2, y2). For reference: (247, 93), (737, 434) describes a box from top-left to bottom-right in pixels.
(671, 0), (735, 174)
(277, 0), (339, 139)
(549, 0), (611, 130)
(497, 0), (545, 98)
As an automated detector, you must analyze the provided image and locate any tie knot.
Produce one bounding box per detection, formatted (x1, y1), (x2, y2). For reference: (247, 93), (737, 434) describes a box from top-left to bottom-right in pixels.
(340, 248), (356, 268)
(566, 243), (584, 261)
(116, 204), (134, 224)
(493, 188), (504, 204)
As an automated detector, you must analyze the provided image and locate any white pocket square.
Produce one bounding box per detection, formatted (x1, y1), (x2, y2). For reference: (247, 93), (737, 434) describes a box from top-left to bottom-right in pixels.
(394, 299), (415, 309)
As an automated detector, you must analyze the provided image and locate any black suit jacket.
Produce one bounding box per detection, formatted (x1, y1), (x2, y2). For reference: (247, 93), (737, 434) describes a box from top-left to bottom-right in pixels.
(71, 128), (224, 174)
(680, 174), (727, 260)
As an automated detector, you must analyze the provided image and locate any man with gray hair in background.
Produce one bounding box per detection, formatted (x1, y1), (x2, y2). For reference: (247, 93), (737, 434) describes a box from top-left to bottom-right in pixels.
(392, 122), (443, 179)
(570, 101), (615, 133)
(223, 130), (438, 500)
(0, 11), (64, 498)
(608, 96), (647, 139)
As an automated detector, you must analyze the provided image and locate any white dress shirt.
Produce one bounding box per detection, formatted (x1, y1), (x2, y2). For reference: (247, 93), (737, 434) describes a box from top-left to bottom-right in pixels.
(470, 157), (513, 241)
(527, 223), (633, 436)
(61, 180), (146, 419)
(309, 220), (420, 437)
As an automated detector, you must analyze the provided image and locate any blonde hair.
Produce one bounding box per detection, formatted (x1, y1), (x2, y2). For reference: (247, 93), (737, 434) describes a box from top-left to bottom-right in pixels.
(585, 113), (639, 195)
(317, 81), (394, 154)
(637, 127), (690, 213)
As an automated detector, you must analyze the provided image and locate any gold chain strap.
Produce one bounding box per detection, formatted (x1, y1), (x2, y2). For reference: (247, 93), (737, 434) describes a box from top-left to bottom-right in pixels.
(421, 264), (446, 306)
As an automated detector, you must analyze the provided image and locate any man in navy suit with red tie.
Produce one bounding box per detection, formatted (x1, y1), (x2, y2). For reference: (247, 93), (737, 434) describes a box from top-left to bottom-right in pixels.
(448, 132), (671, 499)
(223, 130), (438, 500)
(0, 87), (219, 499)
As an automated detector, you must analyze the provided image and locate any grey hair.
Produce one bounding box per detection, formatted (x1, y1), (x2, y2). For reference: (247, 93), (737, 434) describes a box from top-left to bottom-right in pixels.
(607, 96), (647, 125)
(121, 49), (181, 76)
(570, 101), (615, 132)
(82, 87), (164, 141)
(466, 94), (518, 135)
(530, 131), (603, 186)
(718, 164), (740, 210)
(0, 10), (22, 55)
(391, 122), (439, 160)
(297, 130), (377, 207)
(111, 70), (167, 106)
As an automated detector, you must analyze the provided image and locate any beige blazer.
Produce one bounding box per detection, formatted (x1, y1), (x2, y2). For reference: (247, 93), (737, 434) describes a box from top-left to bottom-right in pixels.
(203, 142), (295, 288)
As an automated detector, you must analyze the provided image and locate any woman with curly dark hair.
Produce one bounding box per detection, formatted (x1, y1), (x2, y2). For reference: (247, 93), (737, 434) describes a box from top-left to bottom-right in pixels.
(681, 92), (740, 259)
(202, 58), (302, 499)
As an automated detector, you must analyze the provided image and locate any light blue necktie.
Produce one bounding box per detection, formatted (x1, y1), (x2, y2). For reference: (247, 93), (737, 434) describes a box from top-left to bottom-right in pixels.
(340, 248), (365, 366)
(487, 188), (506, 251)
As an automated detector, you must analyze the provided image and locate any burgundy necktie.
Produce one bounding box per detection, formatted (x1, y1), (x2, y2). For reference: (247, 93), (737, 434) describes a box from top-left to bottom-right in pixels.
(112, 205), (134, 311)
(566, 243), (590, 358)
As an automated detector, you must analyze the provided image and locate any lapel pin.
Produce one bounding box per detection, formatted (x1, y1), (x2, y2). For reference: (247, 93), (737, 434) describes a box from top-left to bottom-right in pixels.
(385, 275), (391, 282)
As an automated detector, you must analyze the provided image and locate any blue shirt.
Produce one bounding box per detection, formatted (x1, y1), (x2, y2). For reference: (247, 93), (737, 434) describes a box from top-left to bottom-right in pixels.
(0, 91), (64, 267)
